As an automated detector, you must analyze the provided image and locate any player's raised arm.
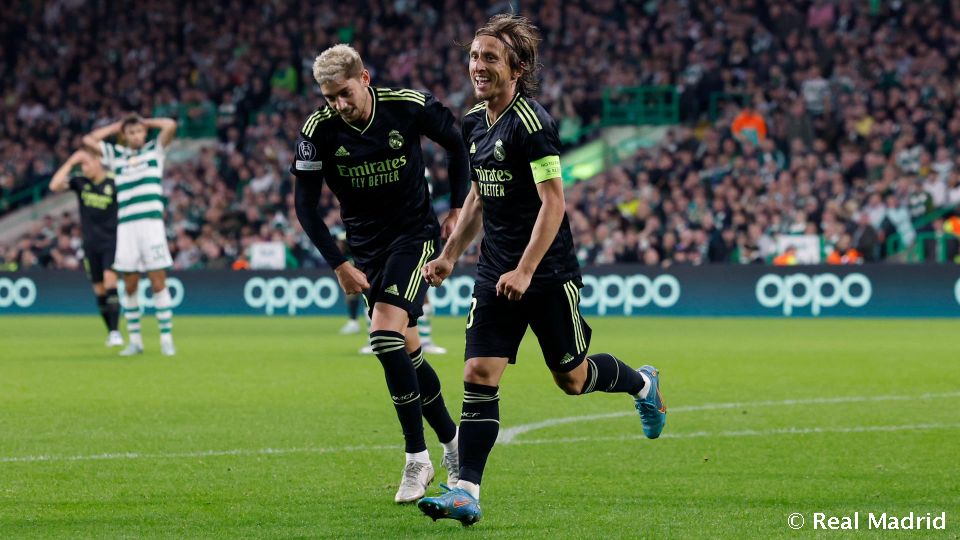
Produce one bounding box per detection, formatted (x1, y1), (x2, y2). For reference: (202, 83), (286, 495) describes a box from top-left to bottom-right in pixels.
(81, 120), (123, 156)
(142, 117), (178, 147)
(49, 151), (86, 192)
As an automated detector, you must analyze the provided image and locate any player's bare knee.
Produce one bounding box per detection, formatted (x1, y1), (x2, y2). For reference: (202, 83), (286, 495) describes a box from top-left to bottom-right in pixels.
(463, 360), (496, 385)
(552, 362), (588, 395)
(148, 273), (165, 293)
(554, 376), (582, 395)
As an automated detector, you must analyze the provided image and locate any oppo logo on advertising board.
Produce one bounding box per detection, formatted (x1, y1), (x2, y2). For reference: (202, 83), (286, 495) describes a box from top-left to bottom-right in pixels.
(581, 274), (681, 314)
(243, 276), (339, 315)
(118, 277), (185, 309)
(427, 274), (681, 315)
(0, 277), (37, 308)
(755, 273), (872, 316)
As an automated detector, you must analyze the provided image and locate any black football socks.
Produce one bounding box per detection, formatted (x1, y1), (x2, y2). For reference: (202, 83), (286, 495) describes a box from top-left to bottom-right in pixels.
(409, 347), (457, 444)
(458, 382), (500, 485)
(580, 353), (645, 395)
(370, 330), (427, 453)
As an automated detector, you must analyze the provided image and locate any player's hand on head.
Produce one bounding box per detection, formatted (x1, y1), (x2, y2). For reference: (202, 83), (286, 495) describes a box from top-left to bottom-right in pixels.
(334, 262), (370, 294)
(496, 269), (532, 301)
(422, 259), (452, 287)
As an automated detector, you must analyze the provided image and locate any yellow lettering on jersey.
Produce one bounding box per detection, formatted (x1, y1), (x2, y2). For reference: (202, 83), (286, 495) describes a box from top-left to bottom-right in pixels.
(478, 182), (505, 197)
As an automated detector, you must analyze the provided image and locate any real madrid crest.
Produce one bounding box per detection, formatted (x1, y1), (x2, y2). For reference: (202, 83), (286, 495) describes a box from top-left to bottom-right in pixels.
(104, 184), (113, 196)
(494, 139), (506, 161)
(388, 130), (404, 150)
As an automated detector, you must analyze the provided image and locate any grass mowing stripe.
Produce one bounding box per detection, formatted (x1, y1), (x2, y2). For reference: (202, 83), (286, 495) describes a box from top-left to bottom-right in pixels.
(4, 422), (957, 464)
(5, 392), (957, 464)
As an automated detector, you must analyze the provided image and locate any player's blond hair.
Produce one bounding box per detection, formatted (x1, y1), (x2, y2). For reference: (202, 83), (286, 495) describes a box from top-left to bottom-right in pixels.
(312, 44), (364, 86)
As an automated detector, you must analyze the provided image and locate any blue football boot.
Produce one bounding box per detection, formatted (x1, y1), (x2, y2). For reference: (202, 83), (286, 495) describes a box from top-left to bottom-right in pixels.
(417, 483), (482, 526)
(634, 365), (667, 439)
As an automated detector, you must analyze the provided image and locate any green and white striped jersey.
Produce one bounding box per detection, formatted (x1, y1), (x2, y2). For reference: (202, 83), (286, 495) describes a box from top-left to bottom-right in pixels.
(99, 138), (166, 225)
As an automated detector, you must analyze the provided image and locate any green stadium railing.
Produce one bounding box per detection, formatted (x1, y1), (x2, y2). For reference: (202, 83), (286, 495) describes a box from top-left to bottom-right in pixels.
(602, 86), (679, 126)
(885, 203), (959, 261)
(152, 103), (218, 139)
(888, 231), (959, 263)
(708, 92), (750, 121)
(0, 184), (46, 216)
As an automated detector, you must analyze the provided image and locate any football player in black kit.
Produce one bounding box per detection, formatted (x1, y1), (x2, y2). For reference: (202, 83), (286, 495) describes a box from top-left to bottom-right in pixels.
(49, 149), (122, 347)
(418, 15), (667, 525)
(290, 44), (470, 504)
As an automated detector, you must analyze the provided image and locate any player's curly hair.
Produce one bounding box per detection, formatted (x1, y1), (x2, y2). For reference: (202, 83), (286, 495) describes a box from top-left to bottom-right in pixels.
(313, 44), (364, 86)
(472, 14), (542, 97)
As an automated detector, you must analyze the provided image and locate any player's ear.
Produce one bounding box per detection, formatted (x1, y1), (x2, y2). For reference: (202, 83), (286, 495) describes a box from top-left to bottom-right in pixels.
(360, 69), (371, 86)
(513, 62), (525, 81)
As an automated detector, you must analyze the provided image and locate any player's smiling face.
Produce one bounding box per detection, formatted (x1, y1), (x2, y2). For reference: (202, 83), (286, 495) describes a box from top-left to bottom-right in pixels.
(321, 71), (372, 125)
(469, 35), (519, 103)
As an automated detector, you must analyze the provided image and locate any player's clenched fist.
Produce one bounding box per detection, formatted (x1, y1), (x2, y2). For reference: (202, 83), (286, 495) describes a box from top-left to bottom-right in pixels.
(333, 262), (370, 294)
(495, 268), (532, 301)
(422, 257), (454, 287)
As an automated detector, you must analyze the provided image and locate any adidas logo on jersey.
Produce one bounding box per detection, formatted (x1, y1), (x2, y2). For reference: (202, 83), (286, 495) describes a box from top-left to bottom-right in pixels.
(559, 353), (576, 364)
(384, 284), (400, 295)
(470, 142), (476, 154)
(335, 146), (350, 157)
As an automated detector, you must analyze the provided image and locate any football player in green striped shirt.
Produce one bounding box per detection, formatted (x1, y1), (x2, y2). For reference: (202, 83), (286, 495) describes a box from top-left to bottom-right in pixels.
(418, 14), (667, 525)
(83, 115), (178, 357)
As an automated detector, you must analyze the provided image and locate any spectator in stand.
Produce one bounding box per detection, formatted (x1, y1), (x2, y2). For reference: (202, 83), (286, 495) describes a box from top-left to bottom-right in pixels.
(731, 103), (767, 146)
(826, 234), (863, 265)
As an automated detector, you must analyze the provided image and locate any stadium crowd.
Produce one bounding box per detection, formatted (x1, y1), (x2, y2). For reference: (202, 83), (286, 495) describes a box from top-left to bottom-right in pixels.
(2, 0), (960, 271)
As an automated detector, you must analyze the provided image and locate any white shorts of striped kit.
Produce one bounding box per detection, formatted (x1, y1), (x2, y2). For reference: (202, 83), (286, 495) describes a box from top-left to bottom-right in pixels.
(113, 219), (173, 273)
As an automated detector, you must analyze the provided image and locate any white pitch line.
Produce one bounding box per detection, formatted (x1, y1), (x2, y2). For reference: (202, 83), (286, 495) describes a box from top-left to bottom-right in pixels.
(0, 444), (400, 464)
(4, 422), (959, 465)
(512, 422), (960, 446)
(497, 391), (960, 443)
(3, 392), (959, 465)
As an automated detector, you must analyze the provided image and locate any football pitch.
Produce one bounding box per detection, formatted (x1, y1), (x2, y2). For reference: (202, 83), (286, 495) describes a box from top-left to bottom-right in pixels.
(1, 316), (957, 538)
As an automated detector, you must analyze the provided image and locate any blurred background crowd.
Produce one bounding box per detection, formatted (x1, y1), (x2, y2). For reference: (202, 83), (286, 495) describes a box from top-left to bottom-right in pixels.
(2, 0), (960, 271)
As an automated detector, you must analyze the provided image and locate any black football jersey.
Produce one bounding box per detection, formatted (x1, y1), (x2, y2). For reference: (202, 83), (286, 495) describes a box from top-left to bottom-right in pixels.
(290, 87), (463, 267)
(68, 176), (118, 248)
(462, 93), (579, 290)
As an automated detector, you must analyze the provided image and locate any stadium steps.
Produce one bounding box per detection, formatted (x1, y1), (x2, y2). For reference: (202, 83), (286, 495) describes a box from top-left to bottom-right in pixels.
(0, 191), (76, 245)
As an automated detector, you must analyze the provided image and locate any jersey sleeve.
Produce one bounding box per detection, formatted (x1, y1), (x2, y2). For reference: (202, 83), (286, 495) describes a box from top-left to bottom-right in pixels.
(289, 133), (325, 182)
(289, 122), (346, 268)
(516, 101), (562, 184)
(416, 93), (470, 208)
(68, 176), (83, 193)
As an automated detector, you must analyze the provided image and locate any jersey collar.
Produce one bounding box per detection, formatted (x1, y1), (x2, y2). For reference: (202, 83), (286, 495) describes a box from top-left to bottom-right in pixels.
(485, 92), (522, 131)
(342, 87), (377, 135)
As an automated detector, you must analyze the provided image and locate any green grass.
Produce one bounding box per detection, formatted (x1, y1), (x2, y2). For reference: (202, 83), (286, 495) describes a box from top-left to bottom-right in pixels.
(1, 316), (958, 538)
